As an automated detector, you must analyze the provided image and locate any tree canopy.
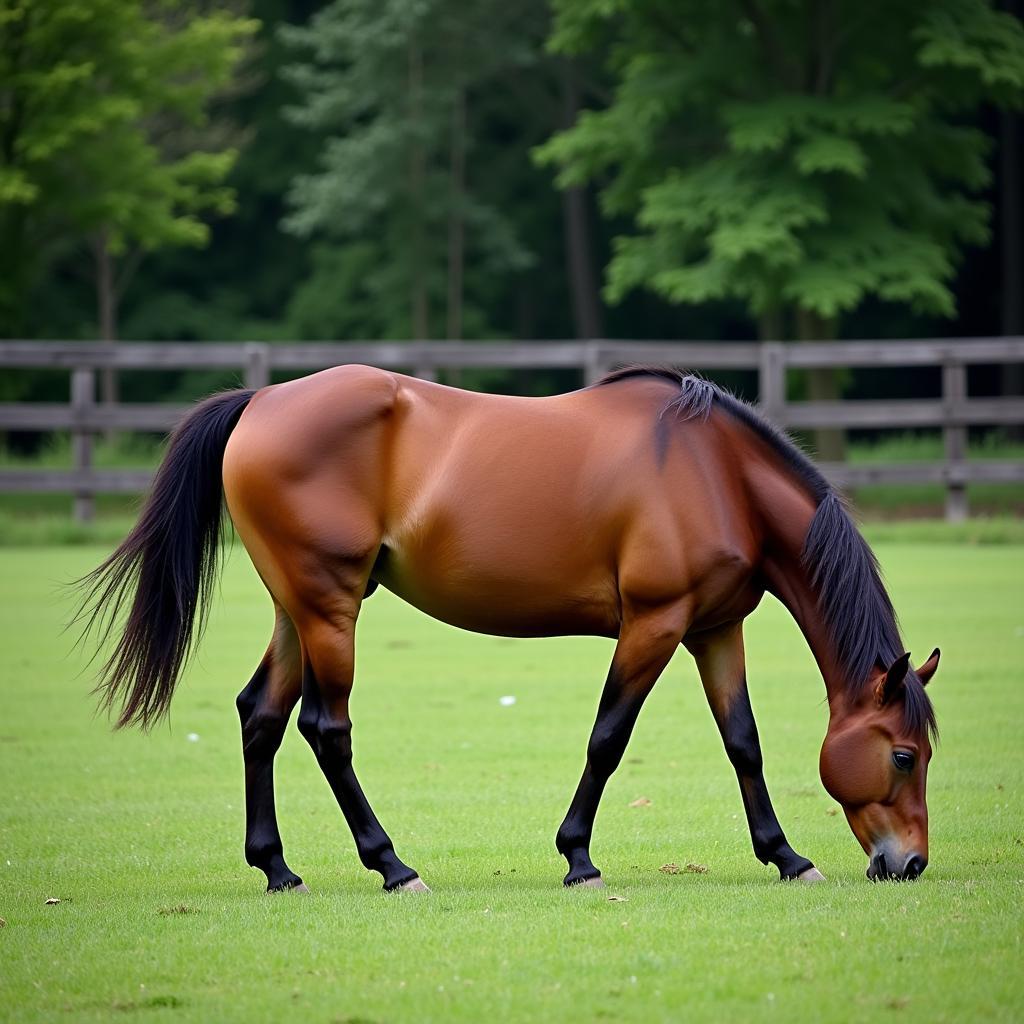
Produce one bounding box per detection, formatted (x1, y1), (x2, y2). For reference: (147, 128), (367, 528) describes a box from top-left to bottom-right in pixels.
(280, 0), (545, 340)
(0, 0), (258, 336)
(1, 0), (1021, 365)
(536, 0), (1024, 338)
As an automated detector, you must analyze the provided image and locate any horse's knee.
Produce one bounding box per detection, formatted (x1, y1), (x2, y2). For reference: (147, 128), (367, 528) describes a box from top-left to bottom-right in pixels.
(297, 706), (352, 764)
(586, 700), (638, 777)
(720, 716), (761, 770)
(586, 724), (625, 777)
(721, 693), (763, 776)
(318, 720), (353, 762)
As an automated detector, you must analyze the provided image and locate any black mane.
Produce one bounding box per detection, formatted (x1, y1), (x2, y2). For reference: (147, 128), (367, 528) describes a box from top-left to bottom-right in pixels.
(596, 365), (936, 739)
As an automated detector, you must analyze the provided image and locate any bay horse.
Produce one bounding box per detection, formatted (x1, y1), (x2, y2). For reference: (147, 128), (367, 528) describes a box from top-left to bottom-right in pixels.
(78, 364), (939, 893)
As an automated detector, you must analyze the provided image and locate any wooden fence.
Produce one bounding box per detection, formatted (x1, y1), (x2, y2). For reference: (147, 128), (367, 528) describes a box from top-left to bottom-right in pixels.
(1, 338), (1022, 522)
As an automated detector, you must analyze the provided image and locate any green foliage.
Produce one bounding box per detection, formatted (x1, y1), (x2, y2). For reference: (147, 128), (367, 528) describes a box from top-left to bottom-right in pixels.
(0, 0), (1020, 373)
(0, 0), (259, 332)
(537, 0), (1024, 327)
(279, 0), (539, 338)
(112, 0), (324, 346)
(286, 241), (418, 339)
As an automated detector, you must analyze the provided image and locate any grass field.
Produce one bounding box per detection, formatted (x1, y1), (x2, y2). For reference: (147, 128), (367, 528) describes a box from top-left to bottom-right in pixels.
(1, 542), (1022, 1023)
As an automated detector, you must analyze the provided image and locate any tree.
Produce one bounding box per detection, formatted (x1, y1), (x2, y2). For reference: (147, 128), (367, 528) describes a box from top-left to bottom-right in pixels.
(280, 0), (537, 341)
(0, 0), (258, 373)
(113, 0), (324, 349)
(537, 0), (1024, 457)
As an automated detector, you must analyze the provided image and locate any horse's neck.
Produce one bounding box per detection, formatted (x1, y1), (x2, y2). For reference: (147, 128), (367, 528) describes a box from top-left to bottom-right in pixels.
(753, 471), (845, 703)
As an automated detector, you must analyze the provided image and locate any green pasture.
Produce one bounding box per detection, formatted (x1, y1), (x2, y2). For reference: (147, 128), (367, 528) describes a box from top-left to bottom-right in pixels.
(1, 541), (1022, 1023)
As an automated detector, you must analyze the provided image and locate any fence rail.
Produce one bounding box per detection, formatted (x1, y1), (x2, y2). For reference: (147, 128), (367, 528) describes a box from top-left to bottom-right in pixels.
(1, 338), (1022, 523)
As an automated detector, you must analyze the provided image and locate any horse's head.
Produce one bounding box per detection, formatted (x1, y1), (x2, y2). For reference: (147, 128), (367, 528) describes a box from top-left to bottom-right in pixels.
(819, 649), (940, 881)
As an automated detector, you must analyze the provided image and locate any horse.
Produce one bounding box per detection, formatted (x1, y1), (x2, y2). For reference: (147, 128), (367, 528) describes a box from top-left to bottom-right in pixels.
(77, 364), (939, 894)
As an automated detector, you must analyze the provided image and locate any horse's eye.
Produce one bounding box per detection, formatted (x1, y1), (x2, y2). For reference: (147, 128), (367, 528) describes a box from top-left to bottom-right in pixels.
(892, 751), (915, 772)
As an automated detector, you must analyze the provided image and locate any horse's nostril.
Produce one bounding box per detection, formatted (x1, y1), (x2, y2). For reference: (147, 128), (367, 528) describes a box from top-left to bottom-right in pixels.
(867, 852), (889, 881)
(903, 855), (927, 880)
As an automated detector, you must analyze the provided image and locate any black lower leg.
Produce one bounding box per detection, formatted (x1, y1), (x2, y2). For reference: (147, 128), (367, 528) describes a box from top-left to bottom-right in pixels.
(297, 667), (418, 891)
(237, 666), (302, 892)
(721, 687), (814, 880)
(556, 768), (608, 885)
(557, 682), (646, 886)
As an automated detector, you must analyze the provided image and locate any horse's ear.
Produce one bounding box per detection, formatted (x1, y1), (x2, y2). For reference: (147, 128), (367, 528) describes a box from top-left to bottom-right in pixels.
(916, 648), (940, 687)
(875, 652), (912, 706)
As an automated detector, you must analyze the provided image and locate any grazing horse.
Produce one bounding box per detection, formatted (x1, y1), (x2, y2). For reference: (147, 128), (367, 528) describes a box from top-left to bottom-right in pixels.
(78, 365), (939, 893)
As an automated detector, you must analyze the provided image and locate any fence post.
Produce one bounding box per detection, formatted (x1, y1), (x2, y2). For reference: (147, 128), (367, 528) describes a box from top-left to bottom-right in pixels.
(407, 343), (437, 382)
(71, 367), (95, 524)
(942, 359), (968, 522)
(758, 342), (786, 425)
(244, 343), (271, 390)
(583, 341), (608, 386)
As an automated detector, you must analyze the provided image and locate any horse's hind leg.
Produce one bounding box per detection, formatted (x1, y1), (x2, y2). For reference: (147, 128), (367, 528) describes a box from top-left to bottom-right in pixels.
(296, 607), (424, 893)
(236, 604), (304, 892)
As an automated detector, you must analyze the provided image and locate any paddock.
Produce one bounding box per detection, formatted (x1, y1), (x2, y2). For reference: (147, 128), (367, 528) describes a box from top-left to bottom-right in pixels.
(1, 538), (1020, 1022)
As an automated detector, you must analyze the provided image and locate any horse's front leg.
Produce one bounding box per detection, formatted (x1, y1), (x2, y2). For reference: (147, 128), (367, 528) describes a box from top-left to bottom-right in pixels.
(685, 621), (823, 882)
(556, 604), (690, 887)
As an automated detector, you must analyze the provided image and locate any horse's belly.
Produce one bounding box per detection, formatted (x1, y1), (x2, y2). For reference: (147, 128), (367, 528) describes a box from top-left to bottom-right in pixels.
(372, 545), (620, 639)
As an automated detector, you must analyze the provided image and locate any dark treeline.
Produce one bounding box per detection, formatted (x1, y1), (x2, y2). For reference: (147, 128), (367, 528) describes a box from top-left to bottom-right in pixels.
(2, 0), (1022, 415)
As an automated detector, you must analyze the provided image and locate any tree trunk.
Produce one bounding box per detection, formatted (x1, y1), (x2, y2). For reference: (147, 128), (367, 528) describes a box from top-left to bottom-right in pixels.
(560, 62), (603, 339)
(0, 207), (32, 339)
(757, 308), (783, 342)
(516, 281), (535, 340)
(796, 308), (846, 462)
(1002, 110), (1022, 339)
(408, 40), (429, 341)
(446, 88), (466, 341)
(95, 230), (119, 409)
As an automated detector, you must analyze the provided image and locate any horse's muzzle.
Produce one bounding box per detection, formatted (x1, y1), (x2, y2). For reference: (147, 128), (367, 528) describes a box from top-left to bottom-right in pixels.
(867, 851), (927, 881)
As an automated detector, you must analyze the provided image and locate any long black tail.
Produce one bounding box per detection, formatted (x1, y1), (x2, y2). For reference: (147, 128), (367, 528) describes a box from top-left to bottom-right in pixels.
(75, 389), (256, 729)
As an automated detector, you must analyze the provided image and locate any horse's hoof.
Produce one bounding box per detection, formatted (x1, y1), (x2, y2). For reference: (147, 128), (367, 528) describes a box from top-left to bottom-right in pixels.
(797, 867), (826, 883)
(395, 876), (430, 893)
(567, 875), (605, 889)
(268, 880), (308, 894)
